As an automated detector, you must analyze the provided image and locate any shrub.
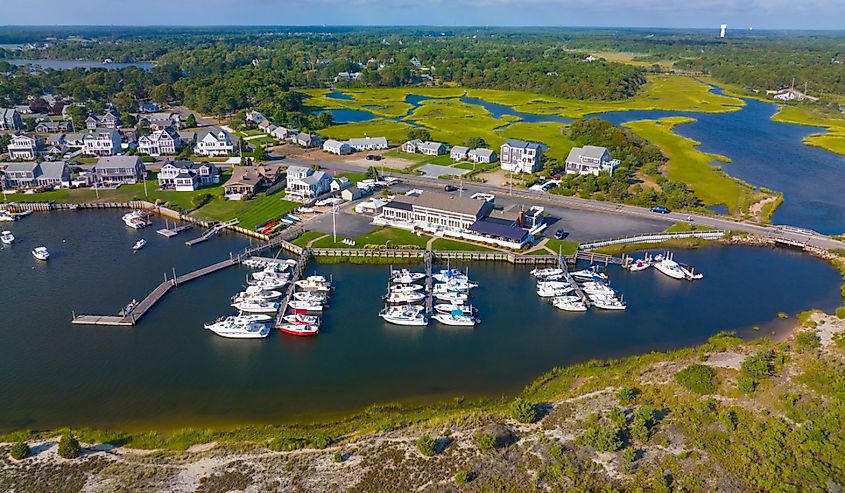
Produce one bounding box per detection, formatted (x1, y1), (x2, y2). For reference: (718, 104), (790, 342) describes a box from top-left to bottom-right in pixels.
(741, 351), (775, 379)
(454, 469), (471, 484)
(834, 332), (845, 351)
(616, 386), (640, 405)
(9, 441), (29, 460)
(475, 432), (497, 453)
(608, 407), (627, 428)
(581, 425), (623, 452)
(738, 377), (758, 393)
(623, 446), (637, 463)
(675, 364), (717, 394)
(310, 435), (332, 450)
(58, 434), (80, 459)
(795, 331), (820, 351)
(191, 192), (214, 209)
(777, 312), (789, 319)
(836, 306), (845, 319)
(416, 435), (437, 457)
(719, 410), (738, 431)
(549, 444), (563, 459)
(333, 450), (344, 463)
(269, 437), (306, 451)
(510, 397), (537, 424)
(631, 406), (657, 443)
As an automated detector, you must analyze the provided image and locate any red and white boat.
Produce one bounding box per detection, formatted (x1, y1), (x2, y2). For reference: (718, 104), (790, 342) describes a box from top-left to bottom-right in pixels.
(278, 323), (319, 336)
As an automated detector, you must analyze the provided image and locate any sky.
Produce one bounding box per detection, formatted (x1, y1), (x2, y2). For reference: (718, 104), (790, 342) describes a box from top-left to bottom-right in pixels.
(2, 0), (844, 30)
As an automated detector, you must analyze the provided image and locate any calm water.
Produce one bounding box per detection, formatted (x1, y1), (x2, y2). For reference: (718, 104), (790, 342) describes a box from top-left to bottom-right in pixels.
(8, 59), (154, 70)
(460, 96), (573, 124)
(0, 210), (841, 432)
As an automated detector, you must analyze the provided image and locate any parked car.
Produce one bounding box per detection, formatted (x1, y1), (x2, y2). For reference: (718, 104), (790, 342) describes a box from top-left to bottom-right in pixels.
(444, 184), (458, 192)
(554, 229), (566, 240)
(366, 154), (382, 161)
(650, 206), (671, 214)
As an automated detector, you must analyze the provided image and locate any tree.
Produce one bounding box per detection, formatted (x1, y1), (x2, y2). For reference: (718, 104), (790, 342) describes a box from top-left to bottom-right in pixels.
(66, 105), (88, 132)
(252, 145), (268, 162)
(310, 435), (332, 449)
(741, 351), (775, 379)
(407, 128), (431, 141)
(150, 83), (173, 105)
(475, 432), (497, 453)
(184, 113), (197, 128)
(416, 435), (437, 457)
(466, 136), (487, 149)
(365, 166), (380, 180)
(58, 434), (80, 459)
(112, 91), (136, 115)
(0, 133), (10, 154)
(616, 386), (640, 405)
(795, 331), (820, 351)
(10, 441), (29, 460)
(510, 397), (537, 424)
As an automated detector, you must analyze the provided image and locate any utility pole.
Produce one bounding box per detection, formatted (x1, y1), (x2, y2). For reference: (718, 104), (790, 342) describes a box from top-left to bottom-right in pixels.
(331, 204), (338, 242)
(142, 171), (148, 197)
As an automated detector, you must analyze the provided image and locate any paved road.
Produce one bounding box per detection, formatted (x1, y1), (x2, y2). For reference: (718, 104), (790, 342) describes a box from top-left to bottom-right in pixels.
(280, 157), (845, 250)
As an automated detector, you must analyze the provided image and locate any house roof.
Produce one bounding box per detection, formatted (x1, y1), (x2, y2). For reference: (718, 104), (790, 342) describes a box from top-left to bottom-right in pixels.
(392, 191), (488, 217)
(300, 170), (328, 186)
(470, 148), (495, 158)
(323, 139), (346, 148)
(469, 218), (528, 242)
(566, 145), (609, 163)
(3, 161), (67, 180)
(95, 156), (143, 170)
(163, 159), (196, 170)
(451, 146), (469, 154)
(503, 139), (541, 150)
(418, 141), (445, 152)
(348, 137), (388, 147)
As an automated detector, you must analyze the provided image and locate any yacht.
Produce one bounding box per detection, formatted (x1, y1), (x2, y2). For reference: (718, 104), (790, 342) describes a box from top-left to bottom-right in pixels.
(536, 280), (570, 290)
(292, 291), (327, 303)
(537, 285), (574, 297)
(589, 294), (627, 311)
(390, 269), (426, 284)
(434, 303), (475, 316)
(379, 305), (428, 326)
(434, 292), (468, 304)
(288, 299), (324, 311)
(32, 246), (50, 261)
(384, 291), (426, 304)
(653, 257), (686, 280)
(248, 278), (288, 290)
(122, 211), (149, 229)
(628, 258), (650, 272)
(388, 284), (425, 294)
(234, 287), (283, 301)
(278, 323), (319, 337)
(232, 313), (274, 324)
(570, 268), (608, 282)
(1, 231), (14, 245)
(231, 299), (279, 313)
(432, 312), (477, 326)
(581, 281), (616, 296)
(251, 267), (290, 281)
(432, 268), (467, 283)
(282, 313), (320, 325)
(531, 267), (563, 278)
(204, 319), (270, 339)
(132, 239), (147, 251)
(295, 276), (332, 291)
(552, 295), (588, 312)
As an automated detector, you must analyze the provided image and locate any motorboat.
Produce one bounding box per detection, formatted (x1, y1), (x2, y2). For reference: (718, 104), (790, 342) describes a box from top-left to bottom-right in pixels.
(432, 311), (477, 326)
(432, 268), (467, 283)
(32, 246), (50, 260)
(388, 283), (425, 294)
(384, 291), (426, 304)
(434, 303), (475, 315)
(537, 285), (574, 297)
(132, 239), (147, 251)
(235, 287), (283, 301)
(379, 306), (428, 326)
(653, 257), (686, 280)
(251, 267), (290, 281)
(536, 280), (570, 290)
(295, 275), (332, 291)
(434, 292), (468, 303)
(243, 258), (295, 270)
(292, 291), (327, 303)
(278, 323), (319, 336)
(248, 278), (288, 290)
(288, 299), (324, 311)
(628, 258), (650, 272)
(14, 210), (32, 218)
(0, 212), (17, 222)
(581, 281), (616, 296)
(531, 267), (563, 278)
(204, 319), (270, 339)
(679, 263), (704, 280)
(552, 295), (588, 312)
(432, 281), (477, 294)
(390, 269), (426, 284)
(122, 211), (149, 229)
(1, 231), (14, 245)
(570, 268), (608, 282)
(231, 299), (279, 313)
(282, 313), (320, 325)
(589, 294), (627, 311)
(232, 313), (274, 324)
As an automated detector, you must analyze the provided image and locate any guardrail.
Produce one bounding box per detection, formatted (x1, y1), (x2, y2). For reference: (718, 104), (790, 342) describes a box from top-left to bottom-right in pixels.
(578, 230), (727, 251)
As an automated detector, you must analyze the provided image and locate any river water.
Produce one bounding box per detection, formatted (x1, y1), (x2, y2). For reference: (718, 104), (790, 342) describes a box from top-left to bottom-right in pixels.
(0, 210), (840, 432)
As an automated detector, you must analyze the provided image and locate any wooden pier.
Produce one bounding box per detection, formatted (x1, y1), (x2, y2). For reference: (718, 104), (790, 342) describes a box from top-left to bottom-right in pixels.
(559, 254), (591, 308)
(185, 219), (240, 246)
(274, 248), (311, 327)
(157, 223), (194, 238)
(424, 250), (434, 314)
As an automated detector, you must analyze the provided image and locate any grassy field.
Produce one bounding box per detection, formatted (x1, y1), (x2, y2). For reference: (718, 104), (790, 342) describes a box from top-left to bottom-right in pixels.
(318, 119), (414, 145)
(290, 231), (326, 247)
(623, 117), (763, 214)
(192, 191), (300, 231)
(429, 238), (496, 251)
(665, 222), (717, 233)
(771, 105), (845, 156)
(542, 239), (580, 255)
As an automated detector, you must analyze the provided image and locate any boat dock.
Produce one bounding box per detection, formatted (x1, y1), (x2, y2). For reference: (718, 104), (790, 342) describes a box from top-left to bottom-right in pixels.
(274, 248), (311, 327)
(559, 254), (591, 307)
(185, 219), (240, 246)
(424, 250), (434, 314)
(157, 223), (194, 238)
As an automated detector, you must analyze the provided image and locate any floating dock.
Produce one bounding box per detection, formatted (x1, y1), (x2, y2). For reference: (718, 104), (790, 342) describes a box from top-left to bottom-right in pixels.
(185, 219), (240, 246)
(424, 251), (434, 314)
(157, 224), (193, 238)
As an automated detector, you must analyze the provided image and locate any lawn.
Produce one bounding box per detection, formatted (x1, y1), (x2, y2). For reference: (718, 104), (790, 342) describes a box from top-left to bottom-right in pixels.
(308, 226), (430, 249)
(318, 119), (414, 145)
(771, 105), (845, 156)
(291, 231), (326, 247)
(430, 238), (495, 251)
(192, 191), (300, 231)
(339, 172), (368, 183)
(665, 222), (716, 233)
(542, 239), (580, 255)
(623, 117), (761, 214)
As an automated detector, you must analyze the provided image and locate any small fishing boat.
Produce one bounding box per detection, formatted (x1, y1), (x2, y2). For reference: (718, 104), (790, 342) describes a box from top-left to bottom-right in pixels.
(536, 280), (570, 290)
(388, 284), (425, 294)
(552, 295), (588, 312)
(432, 268), (468, 283)
(278, 323), (319, 337)
(122, 211), (149, 229)
(1, 231), (14, 245)
(390, 269), (426, 284)
(679, 263), (704, 280)
(251, 267), (290, 281)
(292, 291), (327, 303)
(235, 287), (283, 302)
(232, 313), (274, 324)
(537, 285), (575, 297)
(295, 275), (332, 291)
(32, 246), (50, 261)
(384, 291), (426, 304)
(248, 278), (288, 290)
(132, 239), (147, 251)
(531, 267), (563, 278)
(432, 280), (478, 293)
(581, 281), (616, 296)
(628, 258), (650, 272)
(379, 305), (428, 326)
(432, 310), (477, 326)
(288, 299), (324, 311)
(653, 257), (686, 280)
(231, 299), (279, 313)
(0, 212), (17, 222)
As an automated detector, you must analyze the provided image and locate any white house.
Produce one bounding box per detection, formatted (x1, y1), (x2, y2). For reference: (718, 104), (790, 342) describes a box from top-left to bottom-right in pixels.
(141, 112), (182, 130)
(285, 165), (332, 200)
(138, 127), (182, 156)
(158, 159), (220, 191)
(323, 139), (352, 155)
(245, 111), (268, 125)
(564, 145), (620, 176)
(0, 108), (23, 130)
(450, 145), (469, 161)
(468, 148), (497, 164)
(402, 139), (446, 156)
(330, 176), (352, 192)
(85, 110), (120, 130)
(7, 133), (45, 160)
(500, 139), (543, 173)
(94, 156), (145, 185)
(195, 130), (234, 156)
(341, 185), (365, 201)
(271, 126), (295, 140)
(2, 161), (70, 189)
(772, 88), (819, 103)
(82, 129), (122, 156)
(347, 137), (388, 151)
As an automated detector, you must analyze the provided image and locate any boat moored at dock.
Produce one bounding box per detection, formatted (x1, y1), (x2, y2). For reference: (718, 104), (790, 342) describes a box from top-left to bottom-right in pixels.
(380, 305), (428, 326)
(432, 311), (477, 326)
(231, 299), (279, 313)
(204, 318), (270, 339)
(278, 323), (319, 336)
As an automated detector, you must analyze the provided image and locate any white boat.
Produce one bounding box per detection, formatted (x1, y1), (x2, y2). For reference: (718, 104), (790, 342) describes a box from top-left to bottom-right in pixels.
(295, 275), (332, 291)
(232, 313), (274, 323)
(292, 291), (327, 303)
(679, 263), (704, 280)
(122, 211), (149, 229)
(248, 278), (288, 290)
(581, 281), (616, 296)
(432, 269), (467, 283)
(653, 258), (686, 280)
(384, 291), (426, 304)
(389, 284), (425, 294)
(132, 239), (147, 251)
(432, 281), (477, 294)
(434, 304), (475, 315)
(0, 212), (17, 222)
(628, 258), (650, 272)
(432, 312), (477, 326)
(282, 313), (320, 325)
(531, 267), (563, 278)
(0, 231), (14, 245)
(204, 319), (270, 339)
(278, 323), (319, 336)
(32, 246), (49, 260)
(552, 295), (588, 312)
(390, 269), (426, 284)
(570, 268), (608, 282)
(434, 292), (468, 303)
(536, 280), (570, 290)
(380, 306), (428, 326)
(537, 285), (575, 297)
(589, 295), (627, 311)
(288, 300), (324, 311)
(231, 299), (279, 313)
(251, 267), (290, 281)
(235, 287), (283, 301)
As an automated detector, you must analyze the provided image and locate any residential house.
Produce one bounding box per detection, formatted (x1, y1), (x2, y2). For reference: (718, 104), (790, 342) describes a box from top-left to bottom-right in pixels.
(195, 130), (234, 156)
(772, 88), (819, 103)
(500, 139), (543, 173)
(82, 129), (122, 156)
(223, 164), (281, 199)
(402, 139), (422, 153)
(330, 176), (352, 192)
(245, 111), (268, 125)
(2, 161), (70, 189)
(141, 112), (182, 130)
(347, 137), (388, 151)
(138, 102), (160, 113)
(0, 108), (23, 130)
(138, 127), (182, 156)
(450, 145), (469, 161)
(468, 148), (497, 164)
(323, 139), (352, 155)
(293, 132), (321, 148)
(35, 120), (71, 133)
(285, 165), (332, 200)
(271, 126), (294, 140)
(158, 159), (220, 191)
(334, 72), (362, 82)
(258, 120), (273, 132)
(7, 133), (45, 160)
(86, 110), (120, 130)
(564, 145), (620, 176)
(94, 156), (145, 185)
(341, 185), (364, 201)
(402, 139), (446, 156)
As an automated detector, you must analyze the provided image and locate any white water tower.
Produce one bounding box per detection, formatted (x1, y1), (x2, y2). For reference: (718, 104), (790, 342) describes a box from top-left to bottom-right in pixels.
(720, 24), (727, 38)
